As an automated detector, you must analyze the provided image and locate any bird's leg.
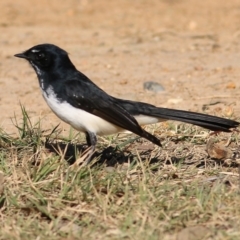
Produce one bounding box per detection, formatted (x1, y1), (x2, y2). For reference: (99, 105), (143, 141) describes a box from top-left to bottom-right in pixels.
(86, 131), (96, 147)
(74, 131), (97, 165)
(83, 131), (97, 164)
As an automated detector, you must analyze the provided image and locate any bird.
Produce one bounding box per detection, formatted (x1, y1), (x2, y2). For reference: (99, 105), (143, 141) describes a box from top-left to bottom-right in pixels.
(14, 43), (239, 164)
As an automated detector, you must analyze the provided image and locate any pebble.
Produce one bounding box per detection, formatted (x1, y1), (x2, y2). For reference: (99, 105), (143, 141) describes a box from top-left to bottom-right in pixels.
(143, 81), (165, 93)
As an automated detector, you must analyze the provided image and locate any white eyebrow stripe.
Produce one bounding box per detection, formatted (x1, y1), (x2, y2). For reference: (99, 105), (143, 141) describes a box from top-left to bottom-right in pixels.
(31, 49), (40, 52)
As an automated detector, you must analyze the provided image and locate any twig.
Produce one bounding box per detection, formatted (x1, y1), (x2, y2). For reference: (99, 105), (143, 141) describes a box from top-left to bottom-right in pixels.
(219, 171), (239, 176)
(194, 96), (240, 100)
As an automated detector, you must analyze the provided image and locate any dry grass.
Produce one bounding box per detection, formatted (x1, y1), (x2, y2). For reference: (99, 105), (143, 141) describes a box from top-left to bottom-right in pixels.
(0, 106), (240, 240)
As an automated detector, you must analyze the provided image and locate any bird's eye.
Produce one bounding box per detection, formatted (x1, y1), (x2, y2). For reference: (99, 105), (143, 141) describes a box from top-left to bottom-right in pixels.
(37, 52), (45, 60)
(28, 49), (51, 68)
(33, 51), (51, 67)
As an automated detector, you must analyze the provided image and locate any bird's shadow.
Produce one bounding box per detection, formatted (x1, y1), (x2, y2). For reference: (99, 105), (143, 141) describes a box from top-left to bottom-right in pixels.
(44, 140), (238, 169)
(44, 141), (161, 167)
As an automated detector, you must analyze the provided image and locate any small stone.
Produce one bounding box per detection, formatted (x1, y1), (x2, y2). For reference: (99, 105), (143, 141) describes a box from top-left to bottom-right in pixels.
(143, 81), (165, 93)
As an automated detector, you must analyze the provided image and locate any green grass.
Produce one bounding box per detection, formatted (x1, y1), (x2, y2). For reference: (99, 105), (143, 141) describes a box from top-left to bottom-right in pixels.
(0, 106), (239, 239)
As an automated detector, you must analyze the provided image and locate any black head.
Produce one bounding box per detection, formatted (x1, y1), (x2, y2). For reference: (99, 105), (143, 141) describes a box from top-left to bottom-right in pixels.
(14, 43), (76, 74)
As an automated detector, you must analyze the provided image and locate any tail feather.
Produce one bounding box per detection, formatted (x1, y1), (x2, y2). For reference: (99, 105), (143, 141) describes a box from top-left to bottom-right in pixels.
(115, 98), (239, 132)
(148, 107), (239, 132)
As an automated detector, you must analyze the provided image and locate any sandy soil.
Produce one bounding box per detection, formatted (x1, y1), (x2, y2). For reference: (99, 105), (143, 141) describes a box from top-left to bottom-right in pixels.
(0, 0), (240, 134)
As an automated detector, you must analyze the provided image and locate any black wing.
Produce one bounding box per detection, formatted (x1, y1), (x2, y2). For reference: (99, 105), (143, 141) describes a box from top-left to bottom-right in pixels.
(62, 79), (161, 146)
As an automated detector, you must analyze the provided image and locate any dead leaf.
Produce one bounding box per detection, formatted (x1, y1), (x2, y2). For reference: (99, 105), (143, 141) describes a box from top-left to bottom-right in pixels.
(206, 138), (232, 160)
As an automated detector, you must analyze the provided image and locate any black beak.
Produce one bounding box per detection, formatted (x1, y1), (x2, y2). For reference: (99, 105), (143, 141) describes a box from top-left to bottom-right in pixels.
(14, 53), (28, 59)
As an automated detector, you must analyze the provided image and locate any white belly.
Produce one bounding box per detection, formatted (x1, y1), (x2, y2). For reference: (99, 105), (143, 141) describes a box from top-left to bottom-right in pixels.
(42, 90), (124, 135)
(42, 87), (162, 136)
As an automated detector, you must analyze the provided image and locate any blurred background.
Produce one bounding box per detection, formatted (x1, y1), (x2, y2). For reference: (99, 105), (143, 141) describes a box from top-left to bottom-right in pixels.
(0, 0), (240, 133)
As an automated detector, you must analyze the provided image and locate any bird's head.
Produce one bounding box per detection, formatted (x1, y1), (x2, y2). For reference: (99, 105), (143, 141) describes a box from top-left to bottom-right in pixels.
(14, 44), (75, 77)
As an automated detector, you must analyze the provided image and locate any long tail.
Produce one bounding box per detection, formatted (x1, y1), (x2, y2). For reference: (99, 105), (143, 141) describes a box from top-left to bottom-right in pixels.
(116, 99), (239, 132)
(148, 107), (239, 132)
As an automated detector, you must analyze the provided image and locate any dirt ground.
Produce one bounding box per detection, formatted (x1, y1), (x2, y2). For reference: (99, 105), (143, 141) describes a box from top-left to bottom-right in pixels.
(0, 0), (240, 134)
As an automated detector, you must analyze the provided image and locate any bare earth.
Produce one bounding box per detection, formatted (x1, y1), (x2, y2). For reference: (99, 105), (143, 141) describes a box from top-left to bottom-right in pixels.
(0, 0), (240, 133)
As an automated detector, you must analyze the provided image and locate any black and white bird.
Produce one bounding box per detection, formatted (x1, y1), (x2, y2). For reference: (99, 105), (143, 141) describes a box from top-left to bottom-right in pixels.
(14, 44), (239, 164)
